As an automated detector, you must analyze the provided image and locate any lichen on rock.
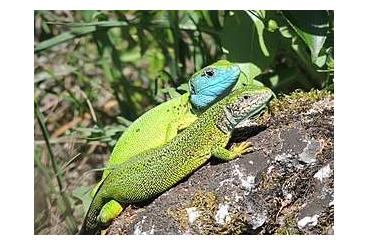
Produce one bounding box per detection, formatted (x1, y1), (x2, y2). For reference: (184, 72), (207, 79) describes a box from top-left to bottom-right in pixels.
(106, 90), (334, 235)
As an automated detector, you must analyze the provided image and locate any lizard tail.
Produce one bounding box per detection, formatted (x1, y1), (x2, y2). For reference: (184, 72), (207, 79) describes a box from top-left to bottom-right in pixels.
(79, 173), (111, 235)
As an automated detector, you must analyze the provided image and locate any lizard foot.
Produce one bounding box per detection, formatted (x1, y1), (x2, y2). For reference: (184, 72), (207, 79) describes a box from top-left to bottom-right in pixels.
(97, 200), (123, 224)
(230, 141), (253, 156)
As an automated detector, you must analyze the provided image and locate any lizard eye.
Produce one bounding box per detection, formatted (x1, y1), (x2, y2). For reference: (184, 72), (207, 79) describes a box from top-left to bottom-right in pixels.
(202, 68), (215, 77)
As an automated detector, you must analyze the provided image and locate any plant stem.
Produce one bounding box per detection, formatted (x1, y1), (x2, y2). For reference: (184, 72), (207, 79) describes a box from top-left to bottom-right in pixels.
(34, 101), (78, 233)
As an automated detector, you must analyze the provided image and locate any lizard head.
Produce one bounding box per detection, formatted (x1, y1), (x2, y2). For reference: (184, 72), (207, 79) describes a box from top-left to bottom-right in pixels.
(216, 85), (273, 133)
(189, 60), (240, 111)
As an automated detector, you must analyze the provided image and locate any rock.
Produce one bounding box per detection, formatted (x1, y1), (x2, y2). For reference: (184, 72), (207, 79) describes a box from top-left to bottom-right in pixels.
(106, 90), (334, 235)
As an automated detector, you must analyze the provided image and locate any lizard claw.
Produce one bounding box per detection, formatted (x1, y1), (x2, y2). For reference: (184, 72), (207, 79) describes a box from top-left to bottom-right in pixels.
(230, 141), (253, 156)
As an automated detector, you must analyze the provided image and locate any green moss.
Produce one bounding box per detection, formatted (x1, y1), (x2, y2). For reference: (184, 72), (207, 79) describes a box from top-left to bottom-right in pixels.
(191, 191), (218, 213)
(256, 89), (333, 126)
(313, 206), (334, 234)
(190, 191), (219, 234)
(274, 207), (301, 235)
(258, 168), (283, 191)
(167, 190), (250, 234)
(167, 191), (219, 233)
(270, 89), (332, 115)
(167, 191), (227, 234)
(216, 211), (248, 235)
(167, 206), (190, 231)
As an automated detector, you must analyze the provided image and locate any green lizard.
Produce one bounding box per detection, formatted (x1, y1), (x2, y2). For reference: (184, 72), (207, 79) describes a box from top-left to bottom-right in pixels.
(80, 85), (273, 234)
(88, 60), (241, 224)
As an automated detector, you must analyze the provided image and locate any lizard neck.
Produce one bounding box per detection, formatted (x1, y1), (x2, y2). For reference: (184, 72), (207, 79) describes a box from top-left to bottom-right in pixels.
(216, 106), (239, 134)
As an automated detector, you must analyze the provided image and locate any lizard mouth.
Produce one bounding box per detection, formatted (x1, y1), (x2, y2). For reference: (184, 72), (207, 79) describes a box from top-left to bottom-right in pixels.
(247, 106), (267, 120)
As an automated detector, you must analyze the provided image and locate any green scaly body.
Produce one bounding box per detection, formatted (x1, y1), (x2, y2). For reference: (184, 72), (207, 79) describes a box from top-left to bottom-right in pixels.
(80, 85), (273, 234)
(106, 93), (194, 173)
(105, 60), (240, 174)
(88, 60), (241, 223)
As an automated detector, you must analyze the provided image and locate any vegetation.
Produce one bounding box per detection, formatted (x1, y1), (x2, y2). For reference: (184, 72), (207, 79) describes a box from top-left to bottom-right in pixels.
(34, 10), (334, 234)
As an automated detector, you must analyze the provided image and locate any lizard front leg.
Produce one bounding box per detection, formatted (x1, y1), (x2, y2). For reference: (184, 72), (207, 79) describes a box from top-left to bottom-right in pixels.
(212, 142), (253, 161)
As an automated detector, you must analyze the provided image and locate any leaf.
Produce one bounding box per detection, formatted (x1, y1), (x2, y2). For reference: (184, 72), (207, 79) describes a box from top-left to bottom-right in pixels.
(54, 20), (129, 28)
(177, 83), (189, 93)
(116, 116), (132, 127)
(220, 11), (279, 69)
(161, 87), (181, 99)
(314, 55), (327, 68)
(246, 10), (270, 56)
(282, 10), (329, 63)
(252, 79), (267, 88)
(72, 186), (93, 214)
(34, 20), (131, 53)
(178, 11), (199, 30)
(237, 62), (262, 83)
(35, 32), (76, 52)
(138, 27), (149, 56)
(209, 10), (223, 28)
(81, 10), (100, 22)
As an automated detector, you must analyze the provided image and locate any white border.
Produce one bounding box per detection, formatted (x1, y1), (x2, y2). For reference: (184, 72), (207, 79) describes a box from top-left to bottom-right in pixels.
(1, 1), (368, 245)
(32, 0), (336, 10)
